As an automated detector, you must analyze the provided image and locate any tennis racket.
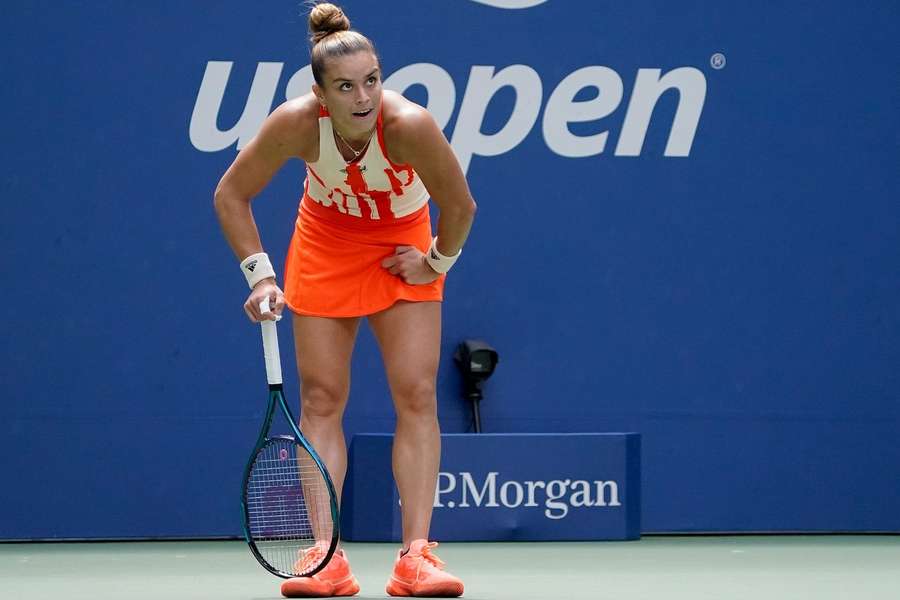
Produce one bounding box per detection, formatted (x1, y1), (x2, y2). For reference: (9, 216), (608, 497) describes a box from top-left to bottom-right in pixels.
(240, 300), (340, 578)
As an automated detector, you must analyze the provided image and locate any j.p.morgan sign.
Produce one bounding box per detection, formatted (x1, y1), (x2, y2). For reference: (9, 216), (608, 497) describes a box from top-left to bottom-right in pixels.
(435, 471), (621, 520)
(342, 433), (641, 541)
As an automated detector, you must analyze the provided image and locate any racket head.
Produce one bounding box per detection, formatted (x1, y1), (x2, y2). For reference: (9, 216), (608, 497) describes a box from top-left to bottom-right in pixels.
(241, 434), (339, 578)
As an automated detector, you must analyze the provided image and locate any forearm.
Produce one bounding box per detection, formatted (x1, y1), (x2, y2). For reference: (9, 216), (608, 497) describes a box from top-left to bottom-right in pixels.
(434, 199), (477, 256)
(213, 190), (267, 263)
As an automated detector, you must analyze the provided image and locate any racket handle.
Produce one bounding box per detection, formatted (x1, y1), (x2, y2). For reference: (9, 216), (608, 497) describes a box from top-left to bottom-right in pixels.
(259, 299), (283, 385)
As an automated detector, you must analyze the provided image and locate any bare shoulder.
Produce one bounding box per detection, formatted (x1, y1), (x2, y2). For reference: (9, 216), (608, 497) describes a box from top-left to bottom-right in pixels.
(381, 90), (433, 130)
(381, 90), (443, 164)
(255, 93), (320, 162)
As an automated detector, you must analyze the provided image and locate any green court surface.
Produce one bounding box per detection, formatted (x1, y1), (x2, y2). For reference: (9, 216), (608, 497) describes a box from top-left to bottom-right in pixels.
(2, 536), (898, 600)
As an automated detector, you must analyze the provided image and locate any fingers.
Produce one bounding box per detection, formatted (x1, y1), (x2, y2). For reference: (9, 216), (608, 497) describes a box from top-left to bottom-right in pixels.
(243, 283), (285, 323)
(271, 293), (286, 317)
(244, 297), (271, 322)
(380, 246), (441, 285)
(381, 257), (400, 275)
(382, 248), (414, 275)
(259, 296), (276, 319)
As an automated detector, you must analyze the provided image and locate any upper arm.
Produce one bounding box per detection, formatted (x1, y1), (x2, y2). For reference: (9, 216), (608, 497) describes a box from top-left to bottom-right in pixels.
(215, 98), (318, 201)
(387, 102), (475, 214)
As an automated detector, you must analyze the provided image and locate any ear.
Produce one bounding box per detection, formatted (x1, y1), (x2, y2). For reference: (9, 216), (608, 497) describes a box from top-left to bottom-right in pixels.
(312, 83), (325, 106)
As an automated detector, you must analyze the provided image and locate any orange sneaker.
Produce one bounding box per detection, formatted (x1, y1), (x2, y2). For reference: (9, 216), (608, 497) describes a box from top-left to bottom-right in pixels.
(385, 539), (464, 597)
(281, 545), (360, 598)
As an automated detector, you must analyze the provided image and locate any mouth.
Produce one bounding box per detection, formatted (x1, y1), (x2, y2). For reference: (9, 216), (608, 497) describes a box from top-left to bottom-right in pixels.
(352, 108), (374, 118)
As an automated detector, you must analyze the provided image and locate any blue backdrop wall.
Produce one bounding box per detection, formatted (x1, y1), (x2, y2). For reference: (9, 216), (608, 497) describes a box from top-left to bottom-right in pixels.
(2, 0), (898, 539)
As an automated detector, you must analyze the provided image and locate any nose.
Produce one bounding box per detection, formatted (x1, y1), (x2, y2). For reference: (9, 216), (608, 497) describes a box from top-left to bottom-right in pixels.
(355, 87), (370, 105)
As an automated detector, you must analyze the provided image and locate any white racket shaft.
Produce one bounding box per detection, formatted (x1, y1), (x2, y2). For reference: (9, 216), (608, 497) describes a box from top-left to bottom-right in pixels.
(259, 299), (282, 385)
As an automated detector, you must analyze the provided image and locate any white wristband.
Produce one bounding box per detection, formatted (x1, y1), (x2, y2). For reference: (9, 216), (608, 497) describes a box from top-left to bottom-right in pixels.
(424, 237), (461, 274)
(240, 252), (276, 289)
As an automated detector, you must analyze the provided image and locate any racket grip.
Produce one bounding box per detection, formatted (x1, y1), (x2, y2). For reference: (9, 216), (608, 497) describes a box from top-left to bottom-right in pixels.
(259, 300), (283, 385)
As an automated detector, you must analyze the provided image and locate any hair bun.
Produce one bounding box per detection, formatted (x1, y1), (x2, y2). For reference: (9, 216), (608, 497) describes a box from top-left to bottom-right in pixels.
(309, 3), (351, 44)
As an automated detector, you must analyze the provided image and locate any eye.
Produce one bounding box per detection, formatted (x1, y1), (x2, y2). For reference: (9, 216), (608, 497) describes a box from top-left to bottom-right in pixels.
(367, 76), (377, 85)
(339, 82), (352, 91)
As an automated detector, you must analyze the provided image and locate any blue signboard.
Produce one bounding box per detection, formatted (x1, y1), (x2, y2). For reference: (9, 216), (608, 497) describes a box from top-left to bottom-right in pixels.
(342, 433), (641, 541)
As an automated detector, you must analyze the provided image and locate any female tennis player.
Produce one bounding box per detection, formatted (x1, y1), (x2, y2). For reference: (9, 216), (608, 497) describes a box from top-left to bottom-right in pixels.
(214, 3), (475, 597)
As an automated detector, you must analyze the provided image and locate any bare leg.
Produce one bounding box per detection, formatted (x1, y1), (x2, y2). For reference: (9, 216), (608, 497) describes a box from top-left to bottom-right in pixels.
(292, 314), (360, 504)
(368, 301), (442, 549)
(281, 316), (362, 600)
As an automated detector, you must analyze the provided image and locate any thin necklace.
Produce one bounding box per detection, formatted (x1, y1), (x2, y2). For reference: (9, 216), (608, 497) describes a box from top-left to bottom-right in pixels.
(334, 127), (374, 161)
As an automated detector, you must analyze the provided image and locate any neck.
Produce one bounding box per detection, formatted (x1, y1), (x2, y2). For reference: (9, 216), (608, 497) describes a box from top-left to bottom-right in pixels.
(334, 125), (375, 147)
(333, 125), (375, 162)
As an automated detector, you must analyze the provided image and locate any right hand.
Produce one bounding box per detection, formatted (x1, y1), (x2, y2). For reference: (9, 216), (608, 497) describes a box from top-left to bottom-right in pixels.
(244, 278), (285, 322)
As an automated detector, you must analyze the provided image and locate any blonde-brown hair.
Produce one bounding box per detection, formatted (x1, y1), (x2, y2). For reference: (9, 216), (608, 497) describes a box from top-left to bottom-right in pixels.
(308, 2), (378, 85)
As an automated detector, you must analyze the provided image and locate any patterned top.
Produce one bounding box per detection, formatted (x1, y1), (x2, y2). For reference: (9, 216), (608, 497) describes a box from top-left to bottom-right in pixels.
(300, 106), (429, 227)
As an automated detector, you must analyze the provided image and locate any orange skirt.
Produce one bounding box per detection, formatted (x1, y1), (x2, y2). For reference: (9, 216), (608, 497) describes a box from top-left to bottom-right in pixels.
(283, 201), (444, 317)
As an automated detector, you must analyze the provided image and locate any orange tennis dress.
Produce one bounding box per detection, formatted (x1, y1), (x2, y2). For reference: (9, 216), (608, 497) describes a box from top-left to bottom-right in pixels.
(283, 106), (444, 317)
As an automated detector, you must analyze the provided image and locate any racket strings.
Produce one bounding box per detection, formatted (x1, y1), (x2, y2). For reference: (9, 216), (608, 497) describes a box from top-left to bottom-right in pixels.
(245, 438), (334, 575)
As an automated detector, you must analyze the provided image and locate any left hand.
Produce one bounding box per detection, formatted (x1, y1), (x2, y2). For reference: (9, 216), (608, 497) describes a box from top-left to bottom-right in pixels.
(381, 246), (441, 285)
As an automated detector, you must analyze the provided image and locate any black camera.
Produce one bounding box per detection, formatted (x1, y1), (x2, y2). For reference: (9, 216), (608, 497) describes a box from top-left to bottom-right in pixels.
(454, 340), (499, 433)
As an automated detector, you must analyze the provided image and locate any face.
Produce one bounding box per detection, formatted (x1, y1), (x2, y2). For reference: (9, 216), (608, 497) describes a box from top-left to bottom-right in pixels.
(314, 51), (382, 137)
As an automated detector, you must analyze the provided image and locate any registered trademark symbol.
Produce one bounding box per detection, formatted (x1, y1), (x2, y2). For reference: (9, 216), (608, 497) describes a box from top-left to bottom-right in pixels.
(710, 53), (726, 70)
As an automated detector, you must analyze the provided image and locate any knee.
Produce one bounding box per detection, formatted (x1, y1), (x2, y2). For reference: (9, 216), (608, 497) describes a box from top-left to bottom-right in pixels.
(394, 378), (437, 420)
(301, 381), (347, 421)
